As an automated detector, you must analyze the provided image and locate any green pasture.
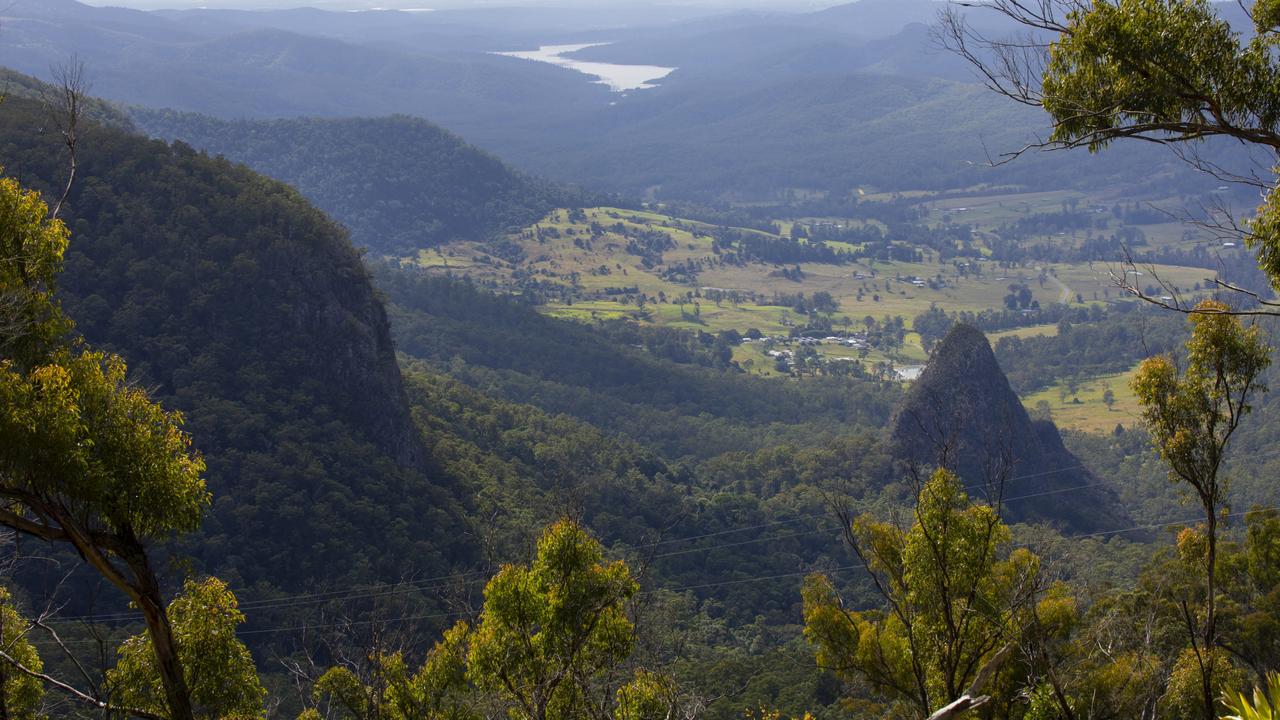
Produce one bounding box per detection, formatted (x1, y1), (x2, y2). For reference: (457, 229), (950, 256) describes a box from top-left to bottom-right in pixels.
(1022, 366), (1143, 434)
(404, 207), (1223, 370)
(988, 324), (1060, 342)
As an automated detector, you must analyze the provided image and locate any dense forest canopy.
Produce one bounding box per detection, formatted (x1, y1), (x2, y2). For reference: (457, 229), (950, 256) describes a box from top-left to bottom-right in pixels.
(130, 111), (594, 254)
(0, 92), (473, 596)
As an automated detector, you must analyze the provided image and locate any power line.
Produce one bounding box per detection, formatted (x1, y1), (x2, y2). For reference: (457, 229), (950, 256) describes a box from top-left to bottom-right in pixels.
(45, 474), (1144, 626)
(42, 446), (1280, 628)
(33, 502), (1280, 648)
(53, 569), (494, 624)
(1043, 505), (1280, 544)
(59, 514), (837, 624)
(236, 563), (872, 638)
(44, 462), (1210, 625)
(167, 499), (1280, 639)
(31, 564), (869, 646)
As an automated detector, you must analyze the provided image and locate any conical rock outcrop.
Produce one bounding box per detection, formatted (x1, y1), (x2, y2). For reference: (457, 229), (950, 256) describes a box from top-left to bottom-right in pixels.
(888, 324), (1130, 532)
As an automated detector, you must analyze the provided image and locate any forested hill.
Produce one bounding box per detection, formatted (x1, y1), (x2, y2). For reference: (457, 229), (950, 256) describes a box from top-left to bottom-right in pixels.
(0, 0), (1204, 203)
(0, 80), (907, 680)
(376, 265), (901, 460)
(129, 109), (589, 253)
(0, 92), (472, 591)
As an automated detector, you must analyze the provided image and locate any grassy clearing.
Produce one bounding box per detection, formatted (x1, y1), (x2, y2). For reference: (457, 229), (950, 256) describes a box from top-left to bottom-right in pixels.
(1022, 366), (1143, 434)
(542, 301), (638, 323)
(988, 324), (1060, 342)
(926, 189), (1086, 227)
(414, 248), (479, 270)
(732, 343), (787, 377)
(405, 204), (1221, 368)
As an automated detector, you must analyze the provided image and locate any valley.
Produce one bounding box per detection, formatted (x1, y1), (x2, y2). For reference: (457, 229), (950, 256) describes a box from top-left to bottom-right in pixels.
(1, 1), (1280, 719)
(405, 195), (1219, 428)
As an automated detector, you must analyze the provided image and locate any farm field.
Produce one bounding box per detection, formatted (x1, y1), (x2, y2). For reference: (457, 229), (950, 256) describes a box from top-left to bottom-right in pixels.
(1021, 366), (1144, 434)
(883, 185), (1254, 263)
(406, 202), (1221, 371)
(988, 323), (1060, 342)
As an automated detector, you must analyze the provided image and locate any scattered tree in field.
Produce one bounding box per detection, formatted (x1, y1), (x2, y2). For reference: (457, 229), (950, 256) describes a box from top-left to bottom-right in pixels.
(1102, 387), (1116, 411)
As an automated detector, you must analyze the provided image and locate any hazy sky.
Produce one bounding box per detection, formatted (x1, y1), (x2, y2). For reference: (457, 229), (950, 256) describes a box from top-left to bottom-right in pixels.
(79, 0), (838, 11)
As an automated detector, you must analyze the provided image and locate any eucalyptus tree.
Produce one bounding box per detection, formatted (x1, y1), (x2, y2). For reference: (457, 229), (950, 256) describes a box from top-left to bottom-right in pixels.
(0, 170), (221, 720)
(308, 520), (685, 720)
(1130, 298), (1270, 719)
(941, 0), (1280, 311)
(803, 469), (1043, 719)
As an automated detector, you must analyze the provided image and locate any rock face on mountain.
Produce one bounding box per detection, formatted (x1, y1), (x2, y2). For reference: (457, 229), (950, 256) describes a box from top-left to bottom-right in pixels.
(888, 324), (1130, 532)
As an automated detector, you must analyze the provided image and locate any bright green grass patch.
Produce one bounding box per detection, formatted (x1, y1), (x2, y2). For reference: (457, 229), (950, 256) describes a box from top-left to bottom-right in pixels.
(543, 300), (641, 323)
(405, 208), (1221, 371)
(989, 324), (1061, 342)
(414, 248), (478, 270)
(733, 344), (788, 376)
(1022, 366), (1142, 435)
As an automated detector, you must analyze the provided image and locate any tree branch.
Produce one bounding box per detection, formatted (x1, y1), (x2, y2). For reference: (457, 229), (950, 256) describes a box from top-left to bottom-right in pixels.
(0, 648), (166, 720)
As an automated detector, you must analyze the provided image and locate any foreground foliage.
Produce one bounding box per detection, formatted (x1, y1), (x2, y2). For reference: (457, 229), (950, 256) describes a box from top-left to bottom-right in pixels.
(803, 469), (1043, 718)
(1131, 300), (1270, 720)
(307, 520), (681, 720)
(1222, 672), (1280, 720)
(0, 164), (262, 718)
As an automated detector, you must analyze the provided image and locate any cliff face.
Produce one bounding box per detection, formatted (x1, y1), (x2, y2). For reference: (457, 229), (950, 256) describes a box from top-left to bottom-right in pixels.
(0, 90), (465, 589)
(888, 324), (1130, 532)
(261, 233), (426, 469)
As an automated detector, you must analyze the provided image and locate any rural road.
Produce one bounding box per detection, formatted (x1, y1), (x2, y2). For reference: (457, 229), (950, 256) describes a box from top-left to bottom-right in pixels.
(1045, 271), (1072, 304)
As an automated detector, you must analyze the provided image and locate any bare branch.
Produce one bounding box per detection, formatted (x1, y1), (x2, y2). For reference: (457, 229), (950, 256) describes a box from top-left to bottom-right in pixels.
(0, 647), (165, 720)
(1108, 251), (1280, 316)
(926, 643), (1016, 720)
(41, 57), (89, 221)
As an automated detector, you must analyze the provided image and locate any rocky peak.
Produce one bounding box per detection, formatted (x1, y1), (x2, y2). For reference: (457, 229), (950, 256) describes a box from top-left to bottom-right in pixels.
(888, 324), (1130, 532)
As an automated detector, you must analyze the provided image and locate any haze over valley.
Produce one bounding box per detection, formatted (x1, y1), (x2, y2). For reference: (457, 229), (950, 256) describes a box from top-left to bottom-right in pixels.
(1, 2), (1279, 720)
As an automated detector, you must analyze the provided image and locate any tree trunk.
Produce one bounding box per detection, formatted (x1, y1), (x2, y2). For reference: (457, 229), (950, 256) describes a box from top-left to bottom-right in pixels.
(39, 510), (195, 720)
(126, 550), (195, 720)
(1201, 503), (1218, 720)
(0, 663), (10, 720)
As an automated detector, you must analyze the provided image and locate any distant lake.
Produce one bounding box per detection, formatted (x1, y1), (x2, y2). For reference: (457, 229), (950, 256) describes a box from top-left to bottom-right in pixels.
(493, 43), (675, 92)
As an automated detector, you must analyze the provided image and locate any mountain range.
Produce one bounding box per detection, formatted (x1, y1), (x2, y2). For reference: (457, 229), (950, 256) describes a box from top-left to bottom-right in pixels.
(0, 0), (1218, 201)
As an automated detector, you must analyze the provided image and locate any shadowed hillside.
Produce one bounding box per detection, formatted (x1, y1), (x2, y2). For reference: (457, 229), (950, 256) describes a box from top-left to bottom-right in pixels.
(0, 90), (470, 591)
(130, 110), (594, 253)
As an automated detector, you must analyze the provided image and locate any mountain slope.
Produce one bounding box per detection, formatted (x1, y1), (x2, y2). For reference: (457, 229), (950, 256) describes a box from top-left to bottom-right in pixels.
(377, 266), (900, 460)
(0, 89), (470, 591)
(130, 110), (582, 253)
(800, 0), (946, 36)
(0, 0), (609, 132)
